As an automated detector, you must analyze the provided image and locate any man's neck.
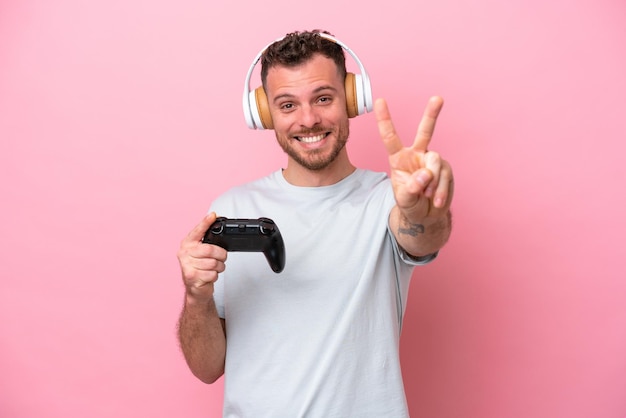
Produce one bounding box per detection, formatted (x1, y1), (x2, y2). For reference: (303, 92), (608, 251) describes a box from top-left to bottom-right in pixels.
(282, 155), (356, 187)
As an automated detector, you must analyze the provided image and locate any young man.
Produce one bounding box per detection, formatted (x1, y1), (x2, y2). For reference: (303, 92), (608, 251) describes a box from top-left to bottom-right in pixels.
(177, 30), (454, 417)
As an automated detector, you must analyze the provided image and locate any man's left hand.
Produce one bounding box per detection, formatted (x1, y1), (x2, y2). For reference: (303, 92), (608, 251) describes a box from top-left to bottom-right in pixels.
(375, 96), (454, 222)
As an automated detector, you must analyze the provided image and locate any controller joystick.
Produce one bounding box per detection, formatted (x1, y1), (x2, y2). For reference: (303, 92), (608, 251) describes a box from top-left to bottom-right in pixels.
(202, 217), (286, 273)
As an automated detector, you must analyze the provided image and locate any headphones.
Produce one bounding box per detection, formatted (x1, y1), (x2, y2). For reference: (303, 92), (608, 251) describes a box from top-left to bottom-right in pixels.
(242, 32), (373, 130)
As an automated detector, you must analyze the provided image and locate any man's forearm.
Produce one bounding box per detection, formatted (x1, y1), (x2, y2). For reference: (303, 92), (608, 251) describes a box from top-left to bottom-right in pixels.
(390, 206), (452, 257)
(177, 295), (226, 384)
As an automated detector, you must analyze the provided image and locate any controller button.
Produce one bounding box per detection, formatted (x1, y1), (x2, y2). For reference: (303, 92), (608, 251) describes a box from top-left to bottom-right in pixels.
(260, 222), (274, 235)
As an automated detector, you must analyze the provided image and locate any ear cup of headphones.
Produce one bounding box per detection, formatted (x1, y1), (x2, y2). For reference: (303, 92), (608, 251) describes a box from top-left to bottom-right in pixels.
(246, 87), (270, 130)
(344, 72), (360, 119)
(254, 87), (273, 130)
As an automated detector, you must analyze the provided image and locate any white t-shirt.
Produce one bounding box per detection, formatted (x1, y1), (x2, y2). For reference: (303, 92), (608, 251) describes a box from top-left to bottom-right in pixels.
(210, 169), (435, 418)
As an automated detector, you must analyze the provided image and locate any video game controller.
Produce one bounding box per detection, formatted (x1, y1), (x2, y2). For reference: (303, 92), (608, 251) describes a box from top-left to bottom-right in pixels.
(202, 217), (286, 273)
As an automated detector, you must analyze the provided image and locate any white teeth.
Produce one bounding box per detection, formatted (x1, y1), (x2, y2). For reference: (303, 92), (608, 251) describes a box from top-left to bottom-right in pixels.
(297, 133), (325, 143)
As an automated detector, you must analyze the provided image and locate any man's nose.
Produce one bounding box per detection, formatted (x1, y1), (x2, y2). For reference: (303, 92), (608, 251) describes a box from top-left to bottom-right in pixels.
(298, 104), (322, 128)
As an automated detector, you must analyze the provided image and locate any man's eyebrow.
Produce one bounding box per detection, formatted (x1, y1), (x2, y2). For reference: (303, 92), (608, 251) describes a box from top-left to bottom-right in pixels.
(312, 85), (339, 94)
(272, 85), (339, 104)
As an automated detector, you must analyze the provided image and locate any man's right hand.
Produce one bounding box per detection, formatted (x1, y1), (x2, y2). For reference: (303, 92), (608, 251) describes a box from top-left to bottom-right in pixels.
(177, 212), (228, 303)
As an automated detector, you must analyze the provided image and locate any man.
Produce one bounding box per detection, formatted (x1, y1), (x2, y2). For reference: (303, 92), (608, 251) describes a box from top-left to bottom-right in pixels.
(177, 30), (453, 417)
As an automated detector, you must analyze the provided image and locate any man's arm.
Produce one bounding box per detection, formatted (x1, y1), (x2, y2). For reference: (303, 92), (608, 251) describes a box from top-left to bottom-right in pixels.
(389, 205), (452, 258)
(177, 294), (226, 384)
(176, 213), (228, 384)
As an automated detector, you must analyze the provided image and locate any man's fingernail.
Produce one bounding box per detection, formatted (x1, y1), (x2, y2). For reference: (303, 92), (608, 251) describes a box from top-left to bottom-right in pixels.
(416, 172), (430, 186)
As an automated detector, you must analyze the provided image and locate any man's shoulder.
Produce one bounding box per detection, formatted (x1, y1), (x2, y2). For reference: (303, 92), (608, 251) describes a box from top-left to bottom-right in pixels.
(222, 170), (281, 194)
(357, 168), (390, 184)
(210, 170), (280, 209)
(352, 168), (392, 195)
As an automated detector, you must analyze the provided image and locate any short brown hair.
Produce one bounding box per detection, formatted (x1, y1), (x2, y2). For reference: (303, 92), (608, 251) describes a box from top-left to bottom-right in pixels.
(260, 30), (347, 89)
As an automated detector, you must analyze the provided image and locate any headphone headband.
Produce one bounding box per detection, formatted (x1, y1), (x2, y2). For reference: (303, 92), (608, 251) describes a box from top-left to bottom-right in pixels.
(242, 32), (373, 130)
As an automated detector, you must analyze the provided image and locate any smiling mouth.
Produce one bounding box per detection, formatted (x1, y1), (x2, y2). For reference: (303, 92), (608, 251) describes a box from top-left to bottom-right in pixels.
(294, 133), (328, 143)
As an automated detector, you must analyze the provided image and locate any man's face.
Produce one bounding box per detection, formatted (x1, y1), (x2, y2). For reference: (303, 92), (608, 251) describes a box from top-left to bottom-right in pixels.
(264, 54), (350, 171)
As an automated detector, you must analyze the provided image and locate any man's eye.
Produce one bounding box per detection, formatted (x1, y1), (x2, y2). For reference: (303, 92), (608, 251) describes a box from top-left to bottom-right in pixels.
(281, 103), (294, 110)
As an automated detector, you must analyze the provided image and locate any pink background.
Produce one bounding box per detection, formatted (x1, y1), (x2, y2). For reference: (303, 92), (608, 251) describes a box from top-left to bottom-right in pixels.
(1, 0), (625, 417)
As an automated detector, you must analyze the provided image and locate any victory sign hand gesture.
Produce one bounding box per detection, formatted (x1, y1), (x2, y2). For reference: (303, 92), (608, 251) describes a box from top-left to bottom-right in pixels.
(375, 96), (454, 223)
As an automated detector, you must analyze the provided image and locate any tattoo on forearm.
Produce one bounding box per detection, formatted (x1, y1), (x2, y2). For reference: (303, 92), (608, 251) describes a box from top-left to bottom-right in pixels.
(398, 222), (425, 237)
